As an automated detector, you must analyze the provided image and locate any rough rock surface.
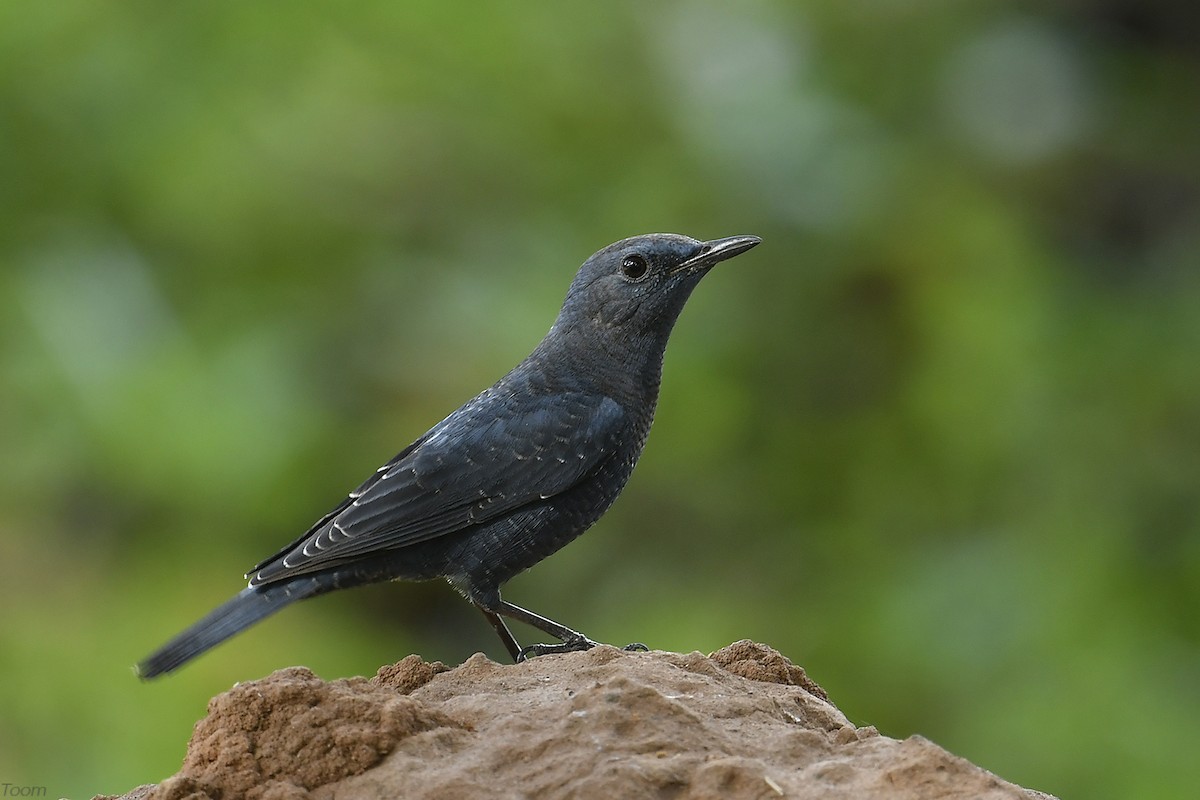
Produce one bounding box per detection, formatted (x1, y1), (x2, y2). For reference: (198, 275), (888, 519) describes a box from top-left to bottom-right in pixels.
(100, 641), (1056, 800)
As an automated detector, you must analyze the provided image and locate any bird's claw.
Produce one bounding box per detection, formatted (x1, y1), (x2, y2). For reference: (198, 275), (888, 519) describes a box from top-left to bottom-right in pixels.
(516, 638), (649, 662)
(517, 635), (598, 662)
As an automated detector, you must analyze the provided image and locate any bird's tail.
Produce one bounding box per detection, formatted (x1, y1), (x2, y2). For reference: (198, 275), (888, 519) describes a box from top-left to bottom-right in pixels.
(135, 576), (329, 679)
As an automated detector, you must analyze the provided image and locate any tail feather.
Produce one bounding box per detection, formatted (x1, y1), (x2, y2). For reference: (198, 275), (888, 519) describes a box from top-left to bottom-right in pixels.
(136, 576), (327, 679)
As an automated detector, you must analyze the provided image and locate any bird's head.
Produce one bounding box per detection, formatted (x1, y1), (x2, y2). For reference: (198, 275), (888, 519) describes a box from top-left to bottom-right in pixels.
(551, 233), (761, 344)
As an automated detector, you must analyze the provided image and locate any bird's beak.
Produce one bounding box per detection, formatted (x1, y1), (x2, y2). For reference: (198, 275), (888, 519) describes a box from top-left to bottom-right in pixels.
(672, 235), (762, 274)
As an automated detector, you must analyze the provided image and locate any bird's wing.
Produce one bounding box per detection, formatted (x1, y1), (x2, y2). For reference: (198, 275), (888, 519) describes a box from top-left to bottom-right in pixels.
(248, 391), (627, 585)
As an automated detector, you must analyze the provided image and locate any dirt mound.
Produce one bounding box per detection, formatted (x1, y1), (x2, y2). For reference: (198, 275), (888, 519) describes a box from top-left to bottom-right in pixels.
(102, 641), (1055, 800)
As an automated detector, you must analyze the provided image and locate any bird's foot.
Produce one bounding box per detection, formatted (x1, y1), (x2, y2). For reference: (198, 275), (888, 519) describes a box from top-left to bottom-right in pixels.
(516, 638), (649, 661)
(517, 635), (598, 662)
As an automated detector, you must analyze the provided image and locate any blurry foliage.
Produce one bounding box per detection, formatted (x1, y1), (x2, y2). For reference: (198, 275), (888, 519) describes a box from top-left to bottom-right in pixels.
(1, 2), (1198, 799)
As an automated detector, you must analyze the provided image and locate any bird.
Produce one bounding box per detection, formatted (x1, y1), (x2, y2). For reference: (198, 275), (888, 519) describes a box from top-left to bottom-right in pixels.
(136, 232), (761, 678)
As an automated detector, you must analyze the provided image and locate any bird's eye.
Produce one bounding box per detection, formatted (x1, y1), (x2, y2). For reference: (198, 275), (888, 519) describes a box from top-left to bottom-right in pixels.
(620, 254), (649, 281)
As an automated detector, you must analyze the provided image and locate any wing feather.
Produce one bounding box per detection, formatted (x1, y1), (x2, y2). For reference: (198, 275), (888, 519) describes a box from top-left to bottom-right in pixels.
(250, 391), (626, 585)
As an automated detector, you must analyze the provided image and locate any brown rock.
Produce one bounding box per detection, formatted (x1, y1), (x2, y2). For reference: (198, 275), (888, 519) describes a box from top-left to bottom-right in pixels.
(710, 638), (831, 701)
(148, 666), (458, 800)
(371, 654), (451, 694)
(103, 643), (1055, 800)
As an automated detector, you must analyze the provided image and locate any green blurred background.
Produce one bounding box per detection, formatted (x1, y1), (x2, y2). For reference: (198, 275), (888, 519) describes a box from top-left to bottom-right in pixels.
(2, 2), (1197, 798)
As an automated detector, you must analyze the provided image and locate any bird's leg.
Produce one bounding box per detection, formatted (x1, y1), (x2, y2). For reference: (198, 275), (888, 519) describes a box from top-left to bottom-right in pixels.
(492, 599), (600, 661)
(472, 590), (647, 662)
(478, 607), (523, 662)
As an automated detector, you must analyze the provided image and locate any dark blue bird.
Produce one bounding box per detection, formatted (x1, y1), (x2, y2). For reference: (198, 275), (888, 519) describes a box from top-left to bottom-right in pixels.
(136, 232), (761, 678)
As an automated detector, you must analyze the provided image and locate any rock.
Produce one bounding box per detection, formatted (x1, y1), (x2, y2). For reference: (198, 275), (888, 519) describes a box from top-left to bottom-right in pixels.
(99, 642), (1055, 800)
